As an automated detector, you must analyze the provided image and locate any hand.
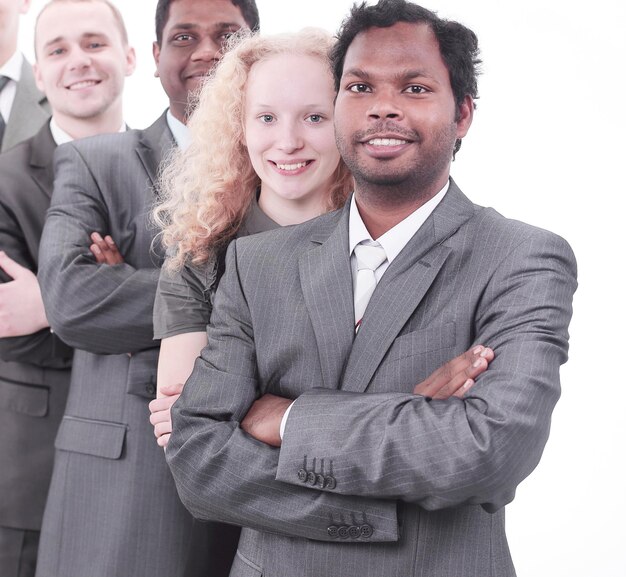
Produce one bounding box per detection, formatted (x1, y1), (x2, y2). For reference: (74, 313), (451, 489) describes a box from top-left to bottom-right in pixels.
(414, 345), (494, 399)
(90, 232), (124, 265)
(148, 382), (183, 448)
(241, 393), (293, 448)
(0, 251), (49, 337)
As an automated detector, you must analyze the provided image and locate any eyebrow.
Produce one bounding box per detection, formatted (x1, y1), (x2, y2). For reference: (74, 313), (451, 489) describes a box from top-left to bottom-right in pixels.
(42, 32), (108, 50)
(343, 67), (437, 83)
(169, 21), (243, 32)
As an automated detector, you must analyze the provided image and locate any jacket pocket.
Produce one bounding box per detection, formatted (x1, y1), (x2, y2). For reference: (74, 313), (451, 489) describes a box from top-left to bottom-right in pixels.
(0, 377), (48, 417)
(385, 322), (456, 361)
(55, 415), (126, 459)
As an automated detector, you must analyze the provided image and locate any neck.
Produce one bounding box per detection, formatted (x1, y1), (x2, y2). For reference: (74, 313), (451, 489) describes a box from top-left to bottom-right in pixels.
(53, 108), (124, 140)
(354, 174), (448, 239)
(0, 43), (17, 69)
(258, 189), (326, 227)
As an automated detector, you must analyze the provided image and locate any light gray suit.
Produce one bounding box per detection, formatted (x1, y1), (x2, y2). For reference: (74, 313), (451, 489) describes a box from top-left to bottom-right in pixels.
(37, 114), (226, 577)
(1, 59), (50, 153)
(167, 181), (577, 577)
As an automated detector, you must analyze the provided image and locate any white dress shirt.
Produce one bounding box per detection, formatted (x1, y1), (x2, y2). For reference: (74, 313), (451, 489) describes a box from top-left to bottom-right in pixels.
(166, 109), (190, 150)
(0, 51), (23, 123)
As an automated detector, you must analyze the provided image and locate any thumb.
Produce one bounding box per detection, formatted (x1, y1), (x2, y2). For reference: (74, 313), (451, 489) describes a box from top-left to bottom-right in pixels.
(159, 381), (185, 397)
(0, 252), (26, 280)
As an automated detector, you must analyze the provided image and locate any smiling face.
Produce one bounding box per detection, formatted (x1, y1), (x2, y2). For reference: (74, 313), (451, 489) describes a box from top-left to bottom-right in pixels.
(34, 0), (134, 131)
(153, 0), (249, 122)
(334, 21), (473, 204)
(243, 53), (341, 224)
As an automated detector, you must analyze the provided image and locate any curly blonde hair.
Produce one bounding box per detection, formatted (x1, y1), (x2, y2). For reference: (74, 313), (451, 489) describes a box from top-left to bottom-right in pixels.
(155, 28), (353, 271)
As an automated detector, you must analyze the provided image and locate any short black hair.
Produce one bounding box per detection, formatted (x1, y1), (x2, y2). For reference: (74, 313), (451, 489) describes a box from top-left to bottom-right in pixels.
(331, 0), (481, 155)
(155, 0), (260, 46)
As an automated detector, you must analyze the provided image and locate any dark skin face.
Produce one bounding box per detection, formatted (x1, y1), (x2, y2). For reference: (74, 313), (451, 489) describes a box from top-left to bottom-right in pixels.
(334, 22), (473, 237)
(152, 0), (248, 123)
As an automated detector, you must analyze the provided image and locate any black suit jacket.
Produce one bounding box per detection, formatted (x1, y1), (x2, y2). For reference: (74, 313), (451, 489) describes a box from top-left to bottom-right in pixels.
(0, 123), (72, 531)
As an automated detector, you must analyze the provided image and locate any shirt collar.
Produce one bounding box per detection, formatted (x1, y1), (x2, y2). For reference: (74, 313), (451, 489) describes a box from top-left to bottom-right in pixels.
(49, 117), (126, 145)
(166, 108), (190, 150)
(0, 52), (23, 82)
(349, 180), (450, 263)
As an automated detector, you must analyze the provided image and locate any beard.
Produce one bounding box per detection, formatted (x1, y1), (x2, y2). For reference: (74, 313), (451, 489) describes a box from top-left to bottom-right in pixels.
(336, 120), (458, 206)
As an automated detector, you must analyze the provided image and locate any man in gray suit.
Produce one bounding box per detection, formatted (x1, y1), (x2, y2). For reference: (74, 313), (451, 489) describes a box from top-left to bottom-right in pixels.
(165, 1), (577, 576)
(37, 1), (259, 576)
(0, 0), (135, 574)
(0, 0), (49, 152)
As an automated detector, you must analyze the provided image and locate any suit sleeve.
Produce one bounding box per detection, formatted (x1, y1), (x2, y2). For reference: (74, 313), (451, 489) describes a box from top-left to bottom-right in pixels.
(0, 186), (72, 368)
(38, 143), (158, 355)
(166, 240), (399, 543)
(275, 230), (577, 513)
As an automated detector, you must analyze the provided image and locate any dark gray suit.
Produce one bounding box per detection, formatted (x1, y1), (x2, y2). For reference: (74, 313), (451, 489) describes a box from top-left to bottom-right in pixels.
(1, 59), (50, 153)
(37, 113), (234, 577)
(167, 181), (577, 577)
(0, 123), (71, 575)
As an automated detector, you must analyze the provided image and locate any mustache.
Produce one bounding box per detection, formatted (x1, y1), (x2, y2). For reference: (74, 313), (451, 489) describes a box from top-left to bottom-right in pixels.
(352, 121), (420, 143)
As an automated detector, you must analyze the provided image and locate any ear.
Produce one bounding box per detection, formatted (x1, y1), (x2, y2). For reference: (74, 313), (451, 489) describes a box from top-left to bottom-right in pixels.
(455, 95), (474, 139)
(125, 46), (137, 77)
(33, 62), (45, 93)
(152, 41), (161, 78)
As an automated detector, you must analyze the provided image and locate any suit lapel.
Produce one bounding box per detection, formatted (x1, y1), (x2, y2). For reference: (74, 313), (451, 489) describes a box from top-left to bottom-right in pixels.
(135, 112), (174, 190)
(299, 206), (355, 390)
(28, 124), (57, 198)
(341, 181), (476, 393)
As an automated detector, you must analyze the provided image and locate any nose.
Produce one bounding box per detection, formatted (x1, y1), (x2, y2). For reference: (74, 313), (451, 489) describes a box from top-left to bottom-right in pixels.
(68, 48), (92, 72)
(276, 120), (304, 154)
(191, 36), (222, 63)
(367, 88), (404, 121)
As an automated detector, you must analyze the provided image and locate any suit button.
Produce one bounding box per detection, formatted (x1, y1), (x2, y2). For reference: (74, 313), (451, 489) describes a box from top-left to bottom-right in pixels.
(348, 525), (360, 539)
(315, 474), (325, 487)
(306, 471), (317, 485)
(145, 383), (156, 396)
(327, 525), (339, 539)
(337, 526), (349, 539)
(324, 475), (336, 489)
(297, 469), (308, 482)
(360, 524), (373, 538)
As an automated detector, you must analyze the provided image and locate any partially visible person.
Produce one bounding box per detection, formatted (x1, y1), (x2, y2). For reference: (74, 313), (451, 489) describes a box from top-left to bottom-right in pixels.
(36, 1), (259, 576)
(0, 0), (49, 152)
(0, 0), (134, 575)
(148, 29), (494, 448)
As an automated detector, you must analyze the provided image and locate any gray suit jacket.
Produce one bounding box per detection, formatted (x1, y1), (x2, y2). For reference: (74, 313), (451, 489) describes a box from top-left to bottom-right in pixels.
(0, 123), (71, 531)
(1, 59), (50, 153)
(36, 114), (236, 577)
(167, 181), (577, 577)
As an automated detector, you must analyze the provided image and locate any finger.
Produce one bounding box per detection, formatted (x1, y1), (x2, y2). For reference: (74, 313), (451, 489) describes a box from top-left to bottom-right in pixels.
(90, 244), (106, 264)
(432, 352), (493, 399)
(0, 252), (25, 279)
(154, 421), (173, 437)
(418, 346), (484, 390)
(159, 382), (185, 396)
(157, 433), (171, 447)
(149, 409), (170, 426)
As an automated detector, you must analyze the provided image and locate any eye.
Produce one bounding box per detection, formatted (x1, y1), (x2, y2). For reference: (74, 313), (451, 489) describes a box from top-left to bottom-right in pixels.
(348, 83), (371, 93)
(173, 33), (193, 44)
(87, 42), (105, 49)
(403, 85), (428, 95)
(259, 114), (275, 124)
(219, 29), (238, 43)
(305, 114), (324, 124)
(49, 47), (65, 56)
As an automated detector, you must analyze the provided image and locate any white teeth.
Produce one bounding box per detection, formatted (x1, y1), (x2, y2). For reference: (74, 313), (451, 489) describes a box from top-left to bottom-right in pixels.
(367, 138), (407, 146)
(276, 161), (308, 171)
(68, 80), (98, 90)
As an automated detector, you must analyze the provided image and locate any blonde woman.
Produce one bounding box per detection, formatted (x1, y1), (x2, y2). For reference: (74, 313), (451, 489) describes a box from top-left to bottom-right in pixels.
(148, 29), (493, 446)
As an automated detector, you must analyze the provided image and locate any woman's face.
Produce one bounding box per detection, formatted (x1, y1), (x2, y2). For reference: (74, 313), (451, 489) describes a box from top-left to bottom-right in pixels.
(244, 52), (341, 223)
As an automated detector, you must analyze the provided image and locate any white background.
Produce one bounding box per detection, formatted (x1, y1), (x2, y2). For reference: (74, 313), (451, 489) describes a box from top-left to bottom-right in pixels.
(19, 1), (626, 575)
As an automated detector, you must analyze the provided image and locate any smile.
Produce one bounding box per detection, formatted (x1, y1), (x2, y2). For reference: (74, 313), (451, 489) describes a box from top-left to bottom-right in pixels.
(366, 138), (409, 146)
(274, 161), (310, 171)
(67, 80), (100, 90)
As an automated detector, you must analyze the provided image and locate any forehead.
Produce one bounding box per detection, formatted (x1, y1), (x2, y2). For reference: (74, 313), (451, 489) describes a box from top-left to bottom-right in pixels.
(246, 53), (333, 102)
(36, 2), (122, 47)
(164, 0), (246, 31)
(342, 22), (448, 80)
